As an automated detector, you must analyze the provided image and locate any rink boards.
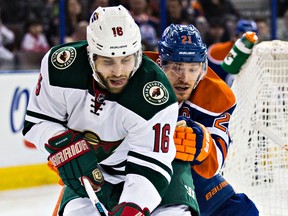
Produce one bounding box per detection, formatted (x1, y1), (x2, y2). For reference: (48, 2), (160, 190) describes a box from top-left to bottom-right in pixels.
(0, 70), (58, 190)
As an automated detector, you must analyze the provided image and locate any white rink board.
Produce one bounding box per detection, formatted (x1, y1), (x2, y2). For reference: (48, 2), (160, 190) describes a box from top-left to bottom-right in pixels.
(0, 71), (47, 167)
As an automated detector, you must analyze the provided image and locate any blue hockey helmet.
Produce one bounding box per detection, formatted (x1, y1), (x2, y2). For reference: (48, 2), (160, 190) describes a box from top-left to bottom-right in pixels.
(235, 19), (258, 35)
(158, 24), (207, 63)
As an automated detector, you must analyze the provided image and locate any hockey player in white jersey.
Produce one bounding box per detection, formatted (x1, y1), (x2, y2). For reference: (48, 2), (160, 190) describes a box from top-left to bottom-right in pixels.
(22, 5), (200, 216)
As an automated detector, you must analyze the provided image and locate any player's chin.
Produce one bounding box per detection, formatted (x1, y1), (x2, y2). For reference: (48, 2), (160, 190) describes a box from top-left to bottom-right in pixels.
(175, 93), (190, 102)
(174, 89), (191, 101)
(107, 84), (127, 94)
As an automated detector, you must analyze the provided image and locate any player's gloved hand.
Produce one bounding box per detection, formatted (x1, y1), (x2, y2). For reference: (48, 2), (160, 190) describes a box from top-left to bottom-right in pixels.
(47, 160), (64, 186)
(109, 202), (150, 216)
(45, 130), (104, 196)
(174, 116), (213, 164)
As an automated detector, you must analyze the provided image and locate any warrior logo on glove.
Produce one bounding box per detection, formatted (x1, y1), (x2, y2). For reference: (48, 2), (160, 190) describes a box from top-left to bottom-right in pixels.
(45, 130), (104, 196)
(49, 139), (90, 167)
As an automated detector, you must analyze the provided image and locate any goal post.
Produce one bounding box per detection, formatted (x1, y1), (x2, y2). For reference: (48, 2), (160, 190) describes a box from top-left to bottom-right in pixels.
(221, 40), (288, 216)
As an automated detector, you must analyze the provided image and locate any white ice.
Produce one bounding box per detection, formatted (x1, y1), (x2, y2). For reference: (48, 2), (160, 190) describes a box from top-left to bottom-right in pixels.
(0, 184), (62, 216)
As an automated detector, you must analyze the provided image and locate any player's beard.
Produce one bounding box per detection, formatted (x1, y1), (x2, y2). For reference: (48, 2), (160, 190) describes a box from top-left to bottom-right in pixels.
(172, 81), (194, 102)
(97, 72), (130, 94)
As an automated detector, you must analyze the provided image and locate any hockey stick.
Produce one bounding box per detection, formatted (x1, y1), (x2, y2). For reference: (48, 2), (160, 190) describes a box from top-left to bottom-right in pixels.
(255, 122), (288, 150)
(81, 177), (107, 216)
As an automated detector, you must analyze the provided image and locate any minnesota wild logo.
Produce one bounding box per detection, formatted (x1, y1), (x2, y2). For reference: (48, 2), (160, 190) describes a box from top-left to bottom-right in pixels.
(143, 81), (169, 105)
(51, 46), (76, 69)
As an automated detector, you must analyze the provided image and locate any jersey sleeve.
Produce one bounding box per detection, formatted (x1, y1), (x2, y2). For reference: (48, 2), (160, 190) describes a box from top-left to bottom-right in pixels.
(22, 51), (68, 156)
(192, 105), (235, 178)
(187, 68), (236, 178)
(119, 102), (178, 211)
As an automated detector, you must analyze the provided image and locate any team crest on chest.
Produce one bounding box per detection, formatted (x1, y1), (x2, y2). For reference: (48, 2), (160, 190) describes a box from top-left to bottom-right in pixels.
(143, 81), (169, 105)
(83, 131), (100, 145)
(51, 46), (77, 69)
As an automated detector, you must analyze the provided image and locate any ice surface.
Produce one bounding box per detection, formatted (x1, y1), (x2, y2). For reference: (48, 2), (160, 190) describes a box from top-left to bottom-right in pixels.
(0, 184), (62, 216)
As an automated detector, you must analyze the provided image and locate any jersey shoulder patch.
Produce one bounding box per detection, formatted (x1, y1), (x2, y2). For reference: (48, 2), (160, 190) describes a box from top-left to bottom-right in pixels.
(191, 67), (236, 113)
(48, 41), (92, 89)
(108, 55), (177, 120)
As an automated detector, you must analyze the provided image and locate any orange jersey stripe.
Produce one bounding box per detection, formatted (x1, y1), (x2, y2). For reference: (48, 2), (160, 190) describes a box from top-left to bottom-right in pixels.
(192, 141), (218, 178)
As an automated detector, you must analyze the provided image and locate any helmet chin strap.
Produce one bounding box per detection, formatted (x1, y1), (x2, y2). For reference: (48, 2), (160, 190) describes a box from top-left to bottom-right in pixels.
(193, 61), (207, 89)
(193, 73), (202, 89)
(92, 72), (107, 89)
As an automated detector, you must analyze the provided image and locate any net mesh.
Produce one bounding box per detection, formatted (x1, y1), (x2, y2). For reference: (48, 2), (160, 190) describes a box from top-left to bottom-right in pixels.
(222, 40), (288, 216)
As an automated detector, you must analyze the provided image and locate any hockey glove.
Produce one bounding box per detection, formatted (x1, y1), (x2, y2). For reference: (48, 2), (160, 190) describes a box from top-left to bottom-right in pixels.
(45, 130), (104, 196)
(174, 116), (213, 164)
(109, 202), (150, 216)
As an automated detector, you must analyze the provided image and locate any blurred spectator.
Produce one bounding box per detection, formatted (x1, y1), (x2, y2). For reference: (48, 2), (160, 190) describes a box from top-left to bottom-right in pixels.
(65, 0), (85, 35)
(192, 0), (239, 23)
(224, 14), (238, 41)
(86, 0), (109, 20)
(205, 17), (227, 47)
(109, 0), (130, 9)
(65, 20), (88, 42)
(0, 10), (15, 63)
(129, 0), (160, 51)
(20, 19), (50, 53)
(255, 17), (270, 42)
(0, 1), (26, 24)
(278, 9), (288, 41)
(194, 16), (209, 43)
(48, 0), (86, 46)
(277, 0), (288, 17)
(147, 0), (160, 18)
(166, 0), (193, 25)
(40, 0), (59, 45)
(190, 0), (203, 17)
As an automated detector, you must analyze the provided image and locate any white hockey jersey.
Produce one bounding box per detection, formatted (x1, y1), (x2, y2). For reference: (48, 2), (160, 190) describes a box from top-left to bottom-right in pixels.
(22, 41), (178, 211)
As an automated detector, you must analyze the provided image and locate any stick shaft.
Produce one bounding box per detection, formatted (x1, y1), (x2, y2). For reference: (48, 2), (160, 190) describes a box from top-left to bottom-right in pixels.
(82, 177), (107, 216)
(255, 122), (286, 148)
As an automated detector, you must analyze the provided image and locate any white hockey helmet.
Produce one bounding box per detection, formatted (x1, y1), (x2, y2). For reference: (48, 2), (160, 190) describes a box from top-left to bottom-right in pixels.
(87, 5), (142, 86)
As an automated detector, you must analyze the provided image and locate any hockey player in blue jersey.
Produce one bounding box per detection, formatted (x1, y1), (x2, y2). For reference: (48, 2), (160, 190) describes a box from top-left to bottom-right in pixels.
(145, 24), (259, 216)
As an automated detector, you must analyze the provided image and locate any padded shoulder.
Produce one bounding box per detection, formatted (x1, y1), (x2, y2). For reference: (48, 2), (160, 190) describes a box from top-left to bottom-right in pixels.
(191, 67), (236, 113)
(48, 41), (92, 89)
(108, 55), (177, 120)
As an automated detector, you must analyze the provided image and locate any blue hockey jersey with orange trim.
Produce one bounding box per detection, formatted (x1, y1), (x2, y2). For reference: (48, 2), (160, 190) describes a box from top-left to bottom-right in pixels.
(144, 51), (236, 215)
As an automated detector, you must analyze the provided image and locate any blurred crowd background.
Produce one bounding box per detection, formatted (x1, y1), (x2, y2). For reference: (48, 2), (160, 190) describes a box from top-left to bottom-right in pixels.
(1, 0), (288, 70)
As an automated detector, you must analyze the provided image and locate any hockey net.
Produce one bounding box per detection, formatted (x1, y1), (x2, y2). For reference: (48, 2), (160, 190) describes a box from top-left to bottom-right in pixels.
(221, 40), (288, 216)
